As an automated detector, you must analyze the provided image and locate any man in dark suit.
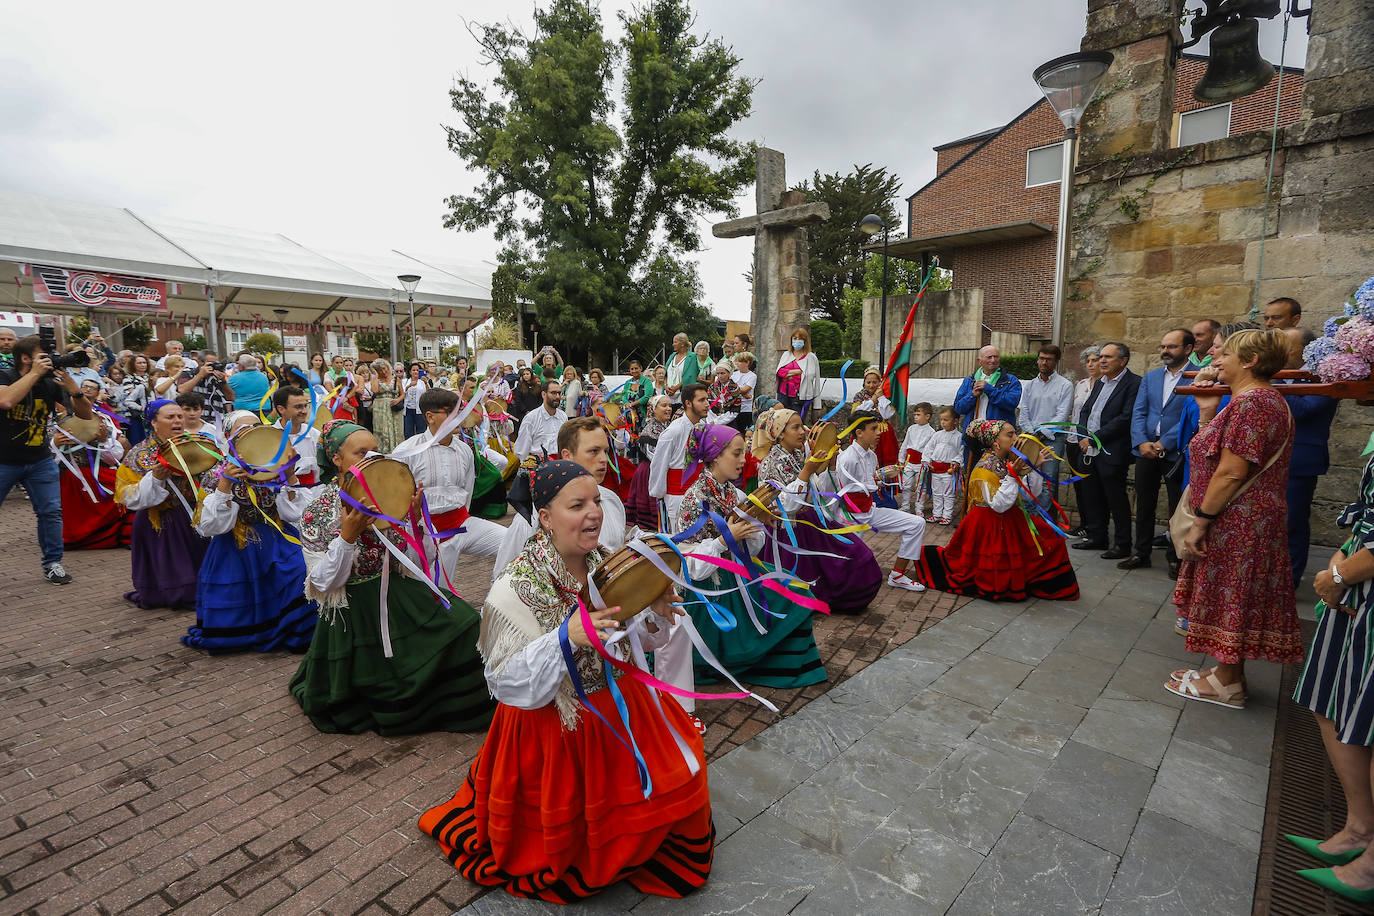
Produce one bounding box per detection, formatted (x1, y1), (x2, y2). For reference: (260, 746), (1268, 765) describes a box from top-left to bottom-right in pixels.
(1073, 342), (1140, 559)
(1121, 328), (1194, 577)
(1281, 327), (1339, 587)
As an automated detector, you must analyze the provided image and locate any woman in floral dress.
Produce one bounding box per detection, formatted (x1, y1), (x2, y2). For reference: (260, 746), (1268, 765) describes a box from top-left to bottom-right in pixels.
(368, 359), (403, 454)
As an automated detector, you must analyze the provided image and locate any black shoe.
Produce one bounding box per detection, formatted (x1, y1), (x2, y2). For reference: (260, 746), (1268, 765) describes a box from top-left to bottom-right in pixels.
(1168, 560), (1181, 580)
(43, 563), (73, 585)
(1152, 534), (1168, 548)
(1072, 540), (1108, 550)
(1100, 548), (1129, 560)
(1117, 555), (1151, 570)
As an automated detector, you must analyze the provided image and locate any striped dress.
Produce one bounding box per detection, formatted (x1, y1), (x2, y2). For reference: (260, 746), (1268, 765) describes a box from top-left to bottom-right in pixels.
(1294, 453), (1374, 744)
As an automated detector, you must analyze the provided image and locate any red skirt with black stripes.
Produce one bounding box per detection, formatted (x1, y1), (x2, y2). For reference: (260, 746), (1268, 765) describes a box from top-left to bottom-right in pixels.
(418, 675), (714, 902)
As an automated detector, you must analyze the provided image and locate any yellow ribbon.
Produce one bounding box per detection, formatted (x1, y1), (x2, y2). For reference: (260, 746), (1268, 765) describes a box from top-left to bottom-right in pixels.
(245, 485), (302, 546)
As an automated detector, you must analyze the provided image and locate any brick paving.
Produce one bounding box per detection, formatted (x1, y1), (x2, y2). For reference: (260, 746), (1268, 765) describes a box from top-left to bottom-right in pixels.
(0, 497), (965, 915)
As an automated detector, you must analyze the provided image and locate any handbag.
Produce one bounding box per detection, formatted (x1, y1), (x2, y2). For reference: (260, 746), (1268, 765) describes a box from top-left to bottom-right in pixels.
(1169, 408), (1292, 561)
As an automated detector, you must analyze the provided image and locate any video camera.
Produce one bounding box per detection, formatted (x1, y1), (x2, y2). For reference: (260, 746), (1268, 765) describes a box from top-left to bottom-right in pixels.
(37, 326), (90, 370)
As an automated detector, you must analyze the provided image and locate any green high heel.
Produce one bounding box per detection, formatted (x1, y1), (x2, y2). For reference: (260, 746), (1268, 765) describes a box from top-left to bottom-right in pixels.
(1297, 867), (1374, 904)
(1284, 834), (1366, 866)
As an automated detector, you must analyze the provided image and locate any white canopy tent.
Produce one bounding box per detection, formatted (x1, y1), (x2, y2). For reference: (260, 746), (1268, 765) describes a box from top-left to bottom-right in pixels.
(0, 189), (492, 361)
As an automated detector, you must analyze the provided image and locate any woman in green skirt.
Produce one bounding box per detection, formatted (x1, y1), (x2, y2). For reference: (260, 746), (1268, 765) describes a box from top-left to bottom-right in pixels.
(289, 419), (494, 735)
(675, 423), (826, 689)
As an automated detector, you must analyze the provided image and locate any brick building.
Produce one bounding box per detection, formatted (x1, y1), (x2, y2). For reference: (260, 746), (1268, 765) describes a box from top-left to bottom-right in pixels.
(894, 55), (1304, 340)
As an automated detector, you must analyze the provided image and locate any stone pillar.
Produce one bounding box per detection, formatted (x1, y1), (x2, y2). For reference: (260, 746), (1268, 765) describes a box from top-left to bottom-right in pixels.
(1302, 0), (1374, 119)
(1077, 0), (1183, 167)
(773, 188), (813, 379)
(751, 149), (785, 399)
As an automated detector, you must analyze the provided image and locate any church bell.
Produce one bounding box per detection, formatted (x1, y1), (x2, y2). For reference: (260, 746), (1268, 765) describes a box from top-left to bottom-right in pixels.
(1193, 16), (1275, 103)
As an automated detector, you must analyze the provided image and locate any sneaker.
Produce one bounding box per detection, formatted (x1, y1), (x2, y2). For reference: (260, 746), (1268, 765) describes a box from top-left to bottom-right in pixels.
(887, 570), (926, 592)
(689, 715), (706, 736)
(44, 563), (72, 585)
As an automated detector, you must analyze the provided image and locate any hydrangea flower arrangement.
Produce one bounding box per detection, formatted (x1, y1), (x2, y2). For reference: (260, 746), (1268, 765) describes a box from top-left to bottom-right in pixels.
(1305, 276), (1374, 383)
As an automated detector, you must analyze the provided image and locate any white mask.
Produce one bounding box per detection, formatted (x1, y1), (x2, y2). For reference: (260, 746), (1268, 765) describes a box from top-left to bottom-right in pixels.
(792, 339), (804, 350)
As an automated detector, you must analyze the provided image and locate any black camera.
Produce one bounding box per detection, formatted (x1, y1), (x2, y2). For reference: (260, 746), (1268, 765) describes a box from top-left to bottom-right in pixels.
(208, 362), (227, 372)
(37, 326), (90, 370)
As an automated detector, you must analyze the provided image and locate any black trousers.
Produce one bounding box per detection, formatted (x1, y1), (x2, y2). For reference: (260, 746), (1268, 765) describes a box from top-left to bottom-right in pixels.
(1134, 455), (1184, 563)
(1082, 460), (1132, 551)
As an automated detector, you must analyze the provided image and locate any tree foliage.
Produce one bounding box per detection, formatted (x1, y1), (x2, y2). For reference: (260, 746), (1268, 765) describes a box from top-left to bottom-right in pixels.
(489, 248), (527, 328)
(243, 332), (285, 356)
(123, 323), (154, 351)
(444, 0), (753, 361)
(840, 254), (951, 357)
(809, 319), (842, 360)
(476, 319), (524, 351)
(355, 330), (391, 358)
(795, 164), (903, 327)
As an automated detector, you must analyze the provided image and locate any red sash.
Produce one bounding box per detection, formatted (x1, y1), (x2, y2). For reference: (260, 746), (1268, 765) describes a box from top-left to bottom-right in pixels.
(904, 449), (922, 465)
(928, 461), (955, 474)
(847, 491), (875, 514)
(428, 506), (470, 541)
(666, 466), (700, 497)
(296, 471), (318, 486)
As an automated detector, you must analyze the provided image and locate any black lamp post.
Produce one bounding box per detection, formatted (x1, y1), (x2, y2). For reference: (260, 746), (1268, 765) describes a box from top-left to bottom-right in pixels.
(858, 213), (889, 367)
(273, 309), (289, 360)
(397, 274), (421, 362)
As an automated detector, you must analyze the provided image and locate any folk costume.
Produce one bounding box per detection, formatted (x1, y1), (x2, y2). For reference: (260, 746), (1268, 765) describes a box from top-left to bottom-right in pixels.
(116, 401), (210, 610)
(624, 397), (670, 530)
(851, 375), (898, 467)
(923, 427), (964, 523)
(648, 412), (699, 534)
(912, 420), (1079, 602)
(419, 461), (713, 903)
(898, 420), (936, 516)
(754, 410), (881, 614)
(53, 415), (132, 550)
(834, 434), (928, 587)
(274, 418), (321, 486)
(676, 425), (827, 690)
(187, 441), (319, 653)
(491, 471), (628, 585)
(288, 420), (493, 735)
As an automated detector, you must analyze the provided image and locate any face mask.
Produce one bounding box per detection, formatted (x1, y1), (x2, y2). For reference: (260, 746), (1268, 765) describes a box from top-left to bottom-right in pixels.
(792, 340), (804, 351)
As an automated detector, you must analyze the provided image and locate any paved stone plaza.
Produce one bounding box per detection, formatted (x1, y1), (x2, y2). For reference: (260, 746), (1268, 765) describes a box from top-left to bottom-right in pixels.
(0, 492), (1299, 914)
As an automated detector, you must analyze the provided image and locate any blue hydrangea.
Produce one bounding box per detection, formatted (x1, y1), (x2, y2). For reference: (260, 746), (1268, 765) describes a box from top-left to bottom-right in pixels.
(1357, 276), (1374, 321)
(1304, 335), (1340, 370)
(1325, 315), (1347, 336)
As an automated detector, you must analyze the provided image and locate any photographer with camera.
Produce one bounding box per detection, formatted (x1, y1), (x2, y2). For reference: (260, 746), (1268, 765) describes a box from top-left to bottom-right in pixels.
(0, 333), (96, 585)
(176, 350), (232, 424)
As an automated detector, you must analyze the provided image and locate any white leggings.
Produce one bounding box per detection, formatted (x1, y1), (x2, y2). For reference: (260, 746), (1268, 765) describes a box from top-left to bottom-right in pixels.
(858, 506), (927, 562)
(929, 472), (956, 520)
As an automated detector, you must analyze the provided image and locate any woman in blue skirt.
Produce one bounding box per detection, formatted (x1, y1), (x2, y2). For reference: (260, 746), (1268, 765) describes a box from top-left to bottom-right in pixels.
(185, 411), (319, 653)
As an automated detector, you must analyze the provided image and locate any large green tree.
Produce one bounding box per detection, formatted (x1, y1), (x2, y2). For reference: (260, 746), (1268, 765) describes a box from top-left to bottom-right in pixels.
(446, 0), (753, 361)
(795, 164), (903, 327)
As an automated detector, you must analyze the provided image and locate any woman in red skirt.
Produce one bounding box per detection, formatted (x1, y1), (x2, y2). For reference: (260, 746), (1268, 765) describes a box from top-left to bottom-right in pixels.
(53, 407), (132, 550)
(912, 419), (1078, 602)
(419, 459), (713, 903)
(851, 367), (899, 468)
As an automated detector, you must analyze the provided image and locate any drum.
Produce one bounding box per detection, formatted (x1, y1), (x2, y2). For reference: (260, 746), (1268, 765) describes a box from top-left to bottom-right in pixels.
(460, 402), (485, 430)
(581, 539), (683, 623)
(159, 433), (223, 477)
(1014, 433), (1043, 464)
(57, 415), (105, 445)
(741, 483), (780, 523)
(341, 456), (416, 526)
(230, 425), (295, 482)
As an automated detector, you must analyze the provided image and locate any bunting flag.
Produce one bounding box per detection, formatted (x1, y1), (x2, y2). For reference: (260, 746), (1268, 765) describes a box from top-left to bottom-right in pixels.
(880, 268), (938, 423)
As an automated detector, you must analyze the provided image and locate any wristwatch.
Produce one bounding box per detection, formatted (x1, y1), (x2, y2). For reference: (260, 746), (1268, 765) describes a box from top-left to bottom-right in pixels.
(1332, 564), (1345, 586)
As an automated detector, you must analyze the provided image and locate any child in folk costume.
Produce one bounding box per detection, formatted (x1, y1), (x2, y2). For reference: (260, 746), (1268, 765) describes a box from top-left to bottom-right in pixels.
(912, 419), (1078, 602)
(186, 412), (319, 653)
(834, 411), (928, 592)
(419, 461), (712, 903)
(851, 367), (898, 467)
(754, 408), (882, 614)
(898, 402), (936, 518)
(52, 404), (132, 550)
(117, 400), (211, 610)
(924, 406), (964, 525)
(289, 420), (493, 735)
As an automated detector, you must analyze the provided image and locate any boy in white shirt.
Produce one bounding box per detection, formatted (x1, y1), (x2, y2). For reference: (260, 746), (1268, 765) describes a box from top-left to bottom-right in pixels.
(924, 406), (965, 525)
(834, 411), (927, 592)
(898, 402), (935, 517)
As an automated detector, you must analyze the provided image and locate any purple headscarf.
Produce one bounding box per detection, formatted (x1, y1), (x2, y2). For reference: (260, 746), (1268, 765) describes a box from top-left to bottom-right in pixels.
(688, 423), (743, 469)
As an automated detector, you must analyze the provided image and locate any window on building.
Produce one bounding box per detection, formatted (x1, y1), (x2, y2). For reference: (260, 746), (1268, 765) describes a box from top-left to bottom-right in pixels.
(226, 329), (251, 353)
(1026, 143), (1064, 188)
(1178, 103), (1231, 146)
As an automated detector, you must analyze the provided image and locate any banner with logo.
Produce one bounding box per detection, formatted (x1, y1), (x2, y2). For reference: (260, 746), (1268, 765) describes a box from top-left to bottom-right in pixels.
(27, 265), (169, 312)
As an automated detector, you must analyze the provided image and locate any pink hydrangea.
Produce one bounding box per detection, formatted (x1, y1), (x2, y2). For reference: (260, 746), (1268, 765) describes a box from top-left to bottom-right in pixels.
(1315, 351), (1371, 383)
(1335, 317), (1374, 363)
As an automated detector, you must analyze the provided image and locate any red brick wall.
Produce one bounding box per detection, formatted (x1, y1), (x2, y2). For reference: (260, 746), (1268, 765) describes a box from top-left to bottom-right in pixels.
(935, 140), (985, 175)
(940, 234), (1058, 339)
(1174, 56), (1304, 132)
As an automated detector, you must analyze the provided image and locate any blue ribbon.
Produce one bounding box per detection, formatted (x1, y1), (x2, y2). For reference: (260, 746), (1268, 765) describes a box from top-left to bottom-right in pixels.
(818, 359), (856, 424)
(658, 528), (738, 632)
(558, 617), (652, 799)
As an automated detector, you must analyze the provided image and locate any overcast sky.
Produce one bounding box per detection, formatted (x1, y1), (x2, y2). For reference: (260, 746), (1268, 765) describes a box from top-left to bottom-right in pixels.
(0, 1), (1306, 323)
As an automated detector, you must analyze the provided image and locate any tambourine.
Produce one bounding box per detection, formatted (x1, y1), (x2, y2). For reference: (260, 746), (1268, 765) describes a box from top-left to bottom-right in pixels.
(57, 415), (105, 445)
(741, 483), (780, 523)
(159, 433), (223, 477)
(598, 401), (624, 430)
(1013, 433), (1043, 464)
(312, 403), (334, 430)
(878, 464), (903, 485)
(230, 425), (295, 482)
(808, 421), (838, 461)
(581, 540), (682, 623)
(341, 455), (416, 526)
(460, 403), (485, 429)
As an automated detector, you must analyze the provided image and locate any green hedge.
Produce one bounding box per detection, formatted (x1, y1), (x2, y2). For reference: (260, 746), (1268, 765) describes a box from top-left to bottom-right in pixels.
(998, 354), (1039, 380)
(819, 358), (870, 378)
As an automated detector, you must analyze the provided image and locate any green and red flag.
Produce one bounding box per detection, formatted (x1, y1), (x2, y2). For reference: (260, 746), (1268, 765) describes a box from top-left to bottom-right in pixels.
(881, 269), (936, 423)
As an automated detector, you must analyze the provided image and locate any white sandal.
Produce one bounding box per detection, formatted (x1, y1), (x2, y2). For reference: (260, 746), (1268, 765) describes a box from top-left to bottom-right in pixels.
(1164, 671), (1246, 709)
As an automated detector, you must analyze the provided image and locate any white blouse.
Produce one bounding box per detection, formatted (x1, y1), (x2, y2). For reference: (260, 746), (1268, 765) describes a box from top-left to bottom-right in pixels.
(195, 483), (317, 537)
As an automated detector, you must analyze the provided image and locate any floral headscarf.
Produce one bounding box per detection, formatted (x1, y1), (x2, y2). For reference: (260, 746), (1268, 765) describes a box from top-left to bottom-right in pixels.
(966, 418), (1010, 447)
(319, 419), (365, 483)
(751, 407), (798, 456)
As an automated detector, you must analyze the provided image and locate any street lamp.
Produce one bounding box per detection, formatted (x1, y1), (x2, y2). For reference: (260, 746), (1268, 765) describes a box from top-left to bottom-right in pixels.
(273, 309), (289, 361)
(858, 213), (890, 368)
(397, 274), (421, 363)
(1032, 50), (1114, 346)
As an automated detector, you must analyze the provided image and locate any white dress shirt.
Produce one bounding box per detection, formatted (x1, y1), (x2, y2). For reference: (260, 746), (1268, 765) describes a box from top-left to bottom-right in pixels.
(274, 420), (320, 479)
(491, 484), (628, 583)
(1018, 372), (1075, 433)
(1086, 368), (1127, 433)
(835, 441), (878, 497)
(390, 430), (476, 514)
(513, 405), (567, 460)
(648, 414), (693, 499)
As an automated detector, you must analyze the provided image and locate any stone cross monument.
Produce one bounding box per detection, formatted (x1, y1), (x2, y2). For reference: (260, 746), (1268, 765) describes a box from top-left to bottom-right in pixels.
(712, 147), (830, 398)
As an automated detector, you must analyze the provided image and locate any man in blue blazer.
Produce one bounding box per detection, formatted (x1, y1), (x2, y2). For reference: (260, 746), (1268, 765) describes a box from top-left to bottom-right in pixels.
(1074, 342), (1141, 559)
(954, 346), (1022, 466)
(1121, 328), (1195, 576)
(1281, 327), (1339, 587)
